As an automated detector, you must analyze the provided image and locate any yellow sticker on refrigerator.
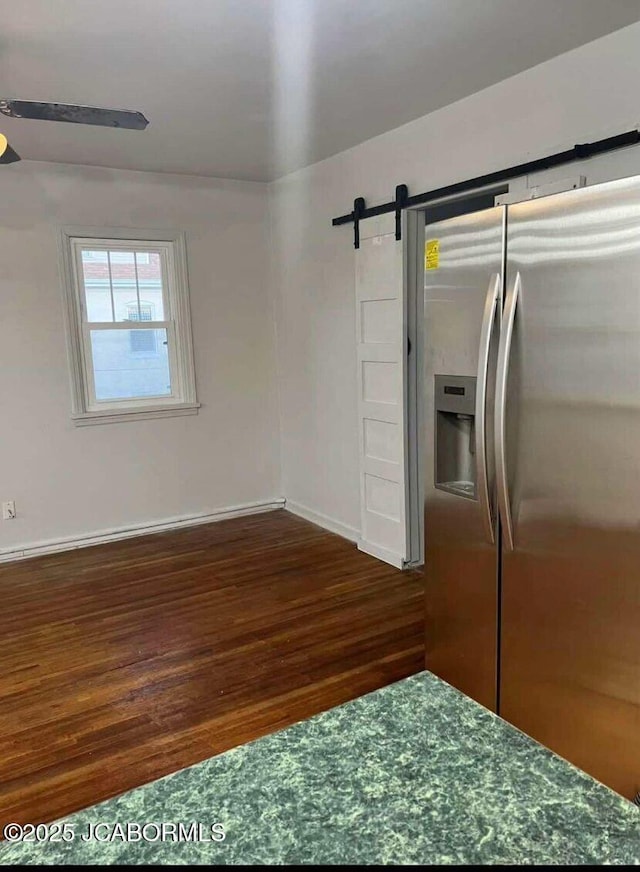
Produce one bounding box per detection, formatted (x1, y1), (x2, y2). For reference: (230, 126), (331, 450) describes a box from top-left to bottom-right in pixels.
(425, 239), (440, 270)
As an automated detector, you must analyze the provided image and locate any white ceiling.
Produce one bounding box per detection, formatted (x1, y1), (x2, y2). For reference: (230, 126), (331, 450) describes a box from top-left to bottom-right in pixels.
(2, 0), (640, 181)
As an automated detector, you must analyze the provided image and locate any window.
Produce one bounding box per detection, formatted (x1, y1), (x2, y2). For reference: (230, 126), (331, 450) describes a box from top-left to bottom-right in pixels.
(60, 228), (198, 425)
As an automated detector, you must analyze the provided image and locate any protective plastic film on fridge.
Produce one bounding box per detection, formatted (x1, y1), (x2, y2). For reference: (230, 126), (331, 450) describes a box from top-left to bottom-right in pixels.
(424, 177), (640, 800)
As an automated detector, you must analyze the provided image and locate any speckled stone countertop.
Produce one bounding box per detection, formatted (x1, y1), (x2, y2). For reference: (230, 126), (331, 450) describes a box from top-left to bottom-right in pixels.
(2, 671), (639, 865)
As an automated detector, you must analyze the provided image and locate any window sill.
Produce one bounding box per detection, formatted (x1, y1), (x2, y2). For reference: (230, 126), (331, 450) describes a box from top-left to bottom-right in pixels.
(71, 403), (200, 427)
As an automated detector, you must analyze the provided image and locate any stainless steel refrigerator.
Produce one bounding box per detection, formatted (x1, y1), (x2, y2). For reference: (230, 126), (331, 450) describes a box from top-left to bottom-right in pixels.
(424, 175), (640, 800)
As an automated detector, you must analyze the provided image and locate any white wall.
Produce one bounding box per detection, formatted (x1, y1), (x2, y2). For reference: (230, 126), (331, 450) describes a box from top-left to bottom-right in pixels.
(270, 21), (640, 535)
(1, 162), (281, 553)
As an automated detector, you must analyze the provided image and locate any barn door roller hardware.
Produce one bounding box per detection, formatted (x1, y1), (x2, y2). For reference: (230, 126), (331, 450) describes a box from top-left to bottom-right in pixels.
(352, 197), (366, 250)
(334, 129), (640, 248)
(394, 184), (409, 241)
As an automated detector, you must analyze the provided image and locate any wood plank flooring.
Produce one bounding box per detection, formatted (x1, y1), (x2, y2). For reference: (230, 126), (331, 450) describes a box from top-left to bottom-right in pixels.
(0, 510), (424, 827)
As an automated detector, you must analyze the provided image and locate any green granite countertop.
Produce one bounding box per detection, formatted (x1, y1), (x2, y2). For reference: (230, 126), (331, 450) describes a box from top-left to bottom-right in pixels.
(2, 671), (638, 865)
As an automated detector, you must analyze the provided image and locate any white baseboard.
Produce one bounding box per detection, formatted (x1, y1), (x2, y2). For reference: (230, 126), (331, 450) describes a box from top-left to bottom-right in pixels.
(0, 499), (285, 564)
(284, 499), (359, 543)
(0, 498), (408, 570)
(357, 539), (405, 569)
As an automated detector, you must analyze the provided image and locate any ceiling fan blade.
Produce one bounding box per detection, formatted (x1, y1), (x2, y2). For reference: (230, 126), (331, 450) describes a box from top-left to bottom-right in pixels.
(0, 133), (20, 164)
(0, 100), (148, 130)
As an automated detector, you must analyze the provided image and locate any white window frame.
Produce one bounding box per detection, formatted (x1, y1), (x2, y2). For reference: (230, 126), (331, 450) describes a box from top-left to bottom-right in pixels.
(59, 226), (199, 426)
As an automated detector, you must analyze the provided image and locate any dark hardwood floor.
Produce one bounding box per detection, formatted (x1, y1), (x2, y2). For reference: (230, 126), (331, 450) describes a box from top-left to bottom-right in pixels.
(0, 510), (424, 827)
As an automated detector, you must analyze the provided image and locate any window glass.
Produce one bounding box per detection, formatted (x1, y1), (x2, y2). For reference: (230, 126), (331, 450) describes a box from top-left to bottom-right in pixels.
(81, 249), (165, 323)
(90, 328), (171, 401)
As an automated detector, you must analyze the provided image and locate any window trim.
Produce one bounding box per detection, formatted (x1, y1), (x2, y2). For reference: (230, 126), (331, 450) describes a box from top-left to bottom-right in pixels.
(59, 226), (199, 426)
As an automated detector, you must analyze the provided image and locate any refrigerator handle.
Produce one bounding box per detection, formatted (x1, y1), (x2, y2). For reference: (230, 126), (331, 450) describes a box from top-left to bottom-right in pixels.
(475, 272), (500, 545)
(495, 271), (520, 551)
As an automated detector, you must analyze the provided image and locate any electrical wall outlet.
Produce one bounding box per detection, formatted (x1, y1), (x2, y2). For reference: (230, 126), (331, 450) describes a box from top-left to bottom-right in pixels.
(2, 501), (16, 520)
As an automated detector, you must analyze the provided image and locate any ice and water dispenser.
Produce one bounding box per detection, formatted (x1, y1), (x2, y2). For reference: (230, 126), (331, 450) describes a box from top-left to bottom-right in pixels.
(434, 374), (477, 500)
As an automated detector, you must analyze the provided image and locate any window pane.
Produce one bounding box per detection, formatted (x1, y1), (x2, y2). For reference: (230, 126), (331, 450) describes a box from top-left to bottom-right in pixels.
(81, 248), (165, 323)
(90, 328), (171, 401)
(82, 250), (108, 263)
(110, 251), (138, 322)
(134, 251), (165, 320)
(109, 251), (136, 264)
(82, 250), (113, 322)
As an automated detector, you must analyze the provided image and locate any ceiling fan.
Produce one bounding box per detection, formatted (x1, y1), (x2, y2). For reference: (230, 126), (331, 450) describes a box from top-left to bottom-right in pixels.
(0, 100), (149, 165)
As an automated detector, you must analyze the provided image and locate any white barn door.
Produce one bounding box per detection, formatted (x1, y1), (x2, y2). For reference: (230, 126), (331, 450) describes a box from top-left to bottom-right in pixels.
(355, 215), (409, 568)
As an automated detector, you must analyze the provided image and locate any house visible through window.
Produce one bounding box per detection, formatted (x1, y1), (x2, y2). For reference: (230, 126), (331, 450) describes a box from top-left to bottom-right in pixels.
(127, 302), (158, 354)
(62, 230), (198, 424)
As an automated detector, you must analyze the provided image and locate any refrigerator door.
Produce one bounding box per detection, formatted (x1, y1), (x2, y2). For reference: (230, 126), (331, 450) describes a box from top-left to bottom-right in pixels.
(499, 177), (640, 798)
(424, 206), (505, 711)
